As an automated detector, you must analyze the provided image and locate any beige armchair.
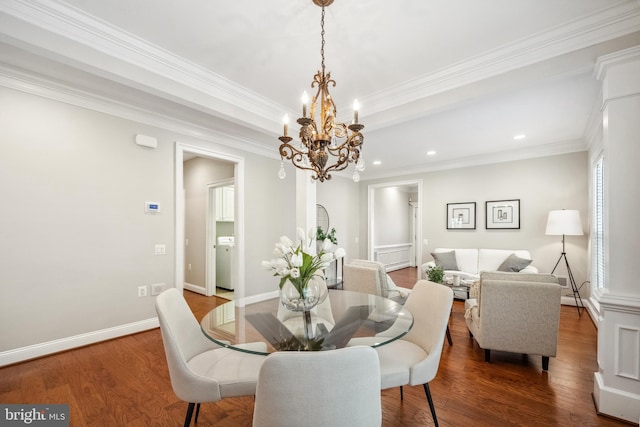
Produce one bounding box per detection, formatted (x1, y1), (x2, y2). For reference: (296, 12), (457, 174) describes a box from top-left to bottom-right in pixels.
(464, 271), (561, 370)
(342, 259), (411, 301)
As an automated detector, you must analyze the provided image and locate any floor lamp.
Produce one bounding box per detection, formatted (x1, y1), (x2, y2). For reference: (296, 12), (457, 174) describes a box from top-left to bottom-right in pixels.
(545, 209), (584, 316)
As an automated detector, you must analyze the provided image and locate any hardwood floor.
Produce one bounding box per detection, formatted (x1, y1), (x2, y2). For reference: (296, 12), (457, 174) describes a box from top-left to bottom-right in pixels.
(0, 267), (630, 426)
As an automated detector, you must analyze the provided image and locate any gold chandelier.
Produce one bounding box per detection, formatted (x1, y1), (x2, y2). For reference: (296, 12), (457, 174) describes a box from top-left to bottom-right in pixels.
(278, 0), (365, 183)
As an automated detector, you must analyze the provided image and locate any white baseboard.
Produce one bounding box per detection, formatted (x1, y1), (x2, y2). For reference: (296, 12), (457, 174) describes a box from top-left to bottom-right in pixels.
(0, 317), (159, 367)
(385, 262), (412, 272)
(594, 372), (640, 424)
(561, 295), (596, 324)
(236, 290), (279, 307)
(184, 282), (206, 295)
(561, 295), (580, 306)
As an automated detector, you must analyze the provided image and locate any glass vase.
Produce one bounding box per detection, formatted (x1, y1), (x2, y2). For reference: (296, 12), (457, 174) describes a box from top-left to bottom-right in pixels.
(279, 276), (328, 312)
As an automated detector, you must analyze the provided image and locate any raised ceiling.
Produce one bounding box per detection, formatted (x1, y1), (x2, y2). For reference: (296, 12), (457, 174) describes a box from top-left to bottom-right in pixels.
(1, 0), (639, 179)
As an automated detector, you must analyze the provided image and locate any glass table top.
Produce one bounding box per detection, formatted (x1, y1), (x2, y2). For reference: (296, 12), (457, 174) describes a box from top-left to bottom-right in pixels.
(200, 290), (413, 355)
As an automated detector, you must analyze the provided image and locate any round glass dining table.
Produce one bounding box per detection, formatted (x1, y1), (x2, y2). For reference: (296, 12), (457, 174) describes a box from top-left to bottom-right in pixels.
(200, 290), (413, 355)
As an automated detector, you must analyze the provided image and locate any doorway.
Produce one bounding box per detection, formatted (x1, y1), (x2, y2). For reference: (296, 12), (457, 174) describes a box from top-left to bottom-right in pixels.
(175, 142), (245, 299)
(367, 179), (422, 270)
(207, 180), (235, 298)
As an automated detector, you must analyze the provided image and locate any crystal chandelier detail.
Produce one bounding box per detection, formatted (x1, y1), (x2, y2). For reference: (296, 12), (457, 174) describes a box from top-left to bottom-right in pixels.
(278, 0), (365, 182)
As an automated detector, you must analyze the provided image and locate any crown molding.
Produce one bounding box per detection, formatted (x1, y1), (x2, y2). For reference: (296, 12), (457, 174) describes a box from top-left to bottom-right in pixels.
(3, 0), (639, 129)
(0, 0), (286, 132)
(0, 64), (277, 160)
(361, 2), (640, 116)
(594, 44), (640, 79)
(0, 63), (591, 183)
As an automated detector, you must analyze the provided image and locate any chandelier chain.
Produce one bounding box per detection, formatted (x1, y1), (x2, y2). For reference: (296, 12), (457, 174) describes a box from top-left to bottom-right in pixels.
(320, 7), (325, 75)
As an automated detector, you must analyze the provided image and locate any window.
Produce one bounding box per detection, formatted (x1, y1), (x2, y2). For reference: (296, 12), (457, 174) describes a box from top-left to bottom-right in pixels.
(593, 156), (605, 289)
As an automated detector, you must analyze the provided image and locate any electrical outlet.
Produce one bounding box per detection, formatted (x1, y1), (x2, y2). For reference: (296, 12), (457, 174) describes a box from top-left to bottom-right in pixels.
(151, 283), (165, 296)
(137, 285), (148, 297)
(154, 244), (166, 255)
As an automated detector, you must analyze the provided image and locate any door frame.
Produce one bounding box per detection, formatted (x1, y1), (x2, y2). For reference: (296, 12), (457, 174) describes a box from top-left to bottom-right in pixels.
(409, 201), (418, 267)
(175, 142), (245, 298)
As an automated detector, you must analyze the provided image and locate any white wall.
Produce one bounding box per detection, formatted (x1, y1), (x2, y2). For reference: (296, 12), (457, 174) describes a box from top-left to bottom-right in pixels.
(316, 175), (360, 259)
(373, 187), (411, 246)
(242, 152), (297, 296)
(0, 85), (298, 361)
(361, 152), (589, 295)
(0, 87), (174, 352)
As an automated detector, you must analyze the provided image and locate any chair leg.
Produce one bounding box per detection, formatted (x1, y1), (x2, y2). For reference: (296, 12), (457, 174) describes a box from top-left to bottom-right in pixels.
(194, 403), (201, 423)
(542, 356), (549, 371)
(446, 326), (453, 345)
(423, 383), (439, 427)
(400, 385), (404, 400)
(484, 349), (491, 363)
(184, 403), (195, 427)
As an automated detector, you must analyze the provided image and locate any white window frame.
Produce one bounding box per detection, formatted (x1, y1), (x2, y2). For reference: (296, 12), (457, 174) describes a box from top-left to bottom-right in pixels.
(592, 155), (605, 289)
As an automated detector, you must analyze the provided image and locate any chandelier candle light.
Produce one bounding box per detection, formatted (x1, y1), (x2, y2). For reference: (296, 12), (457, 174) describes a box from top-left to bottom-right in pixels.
(278, 0), (365, 182)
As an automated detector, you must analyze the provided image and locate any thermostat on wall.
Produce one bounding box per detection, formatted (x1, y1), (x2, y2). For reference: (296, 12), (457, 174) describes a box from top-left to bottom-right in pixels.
(145, 202), (161, 213)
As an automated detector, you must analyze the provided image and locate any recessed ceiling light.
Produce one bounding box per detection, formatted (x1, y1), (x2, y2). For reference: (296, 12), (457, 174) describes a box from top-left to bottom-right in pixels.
(372, 160), (381, 165)
(513, 134), (526, 140)
(427, 151), (436, 156)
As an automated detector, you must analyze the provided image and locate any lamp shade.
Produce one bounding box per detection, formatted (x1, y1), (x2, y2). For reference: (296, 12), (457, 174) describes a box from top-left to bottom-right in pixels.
(545, 210), (583, 236)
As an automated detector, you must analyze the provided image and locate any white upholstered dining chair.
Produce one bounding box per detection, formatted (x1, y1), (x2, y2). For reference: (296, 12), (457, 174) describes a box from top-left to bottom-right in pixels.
(156, 288), (266, 427)
(375, 280), (453, 427)
(252, 346), (382, 427)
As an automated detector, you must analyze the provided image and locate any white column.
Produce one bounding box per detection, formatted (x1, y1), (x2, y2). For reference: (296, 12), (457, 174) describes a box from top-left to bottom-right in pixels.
(296, 169), (316, 251)
(593, 45), (640, 424)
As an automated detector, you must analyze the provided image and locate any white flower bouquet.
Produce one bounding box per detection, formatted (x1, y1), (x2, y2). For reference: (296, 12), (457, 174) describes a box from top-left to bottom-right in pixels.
(262, 227), (345, 299)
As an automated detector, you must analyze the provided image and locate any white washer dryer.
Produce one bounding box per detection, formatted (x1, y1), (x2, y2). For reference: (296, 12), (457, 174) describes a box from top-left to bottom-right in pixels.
(216, 236), (234, 290)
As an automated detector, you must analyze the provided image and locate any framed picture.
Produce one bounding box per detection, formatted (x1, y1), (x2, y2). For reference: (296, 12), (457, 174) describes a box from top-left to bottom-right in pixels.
(486, 199), (520, 229)
(447, 202), (476, 230)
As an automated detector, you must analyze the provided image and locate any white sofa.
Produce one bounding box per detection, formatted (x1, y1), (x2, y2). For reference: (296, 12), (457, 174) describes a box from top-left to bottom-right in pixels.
(421, 248), (538, 283)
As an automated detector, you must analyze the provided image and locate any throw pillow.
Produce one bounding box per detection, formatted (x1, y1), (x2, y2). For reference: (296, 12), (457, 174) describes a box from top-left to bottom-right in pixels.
(431, 251), (459, 271)
(497, 253), (533, 272)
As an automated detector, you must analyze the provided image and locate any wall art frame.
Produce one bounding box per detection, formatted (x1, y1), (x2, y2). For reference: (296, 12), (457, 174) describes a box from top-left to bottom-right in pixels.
(446, 202), (476, 230)
(486, 199), (520, 229)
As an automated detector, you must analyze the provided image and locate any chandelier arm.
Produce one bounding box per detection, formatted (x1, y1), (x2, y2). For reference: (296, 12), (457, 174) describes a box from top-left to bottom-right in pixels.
(333, 122), (348, 138)
(323, 150), (353, 173)
(281, 147), (320, 179)
(279, 143), (306, 159)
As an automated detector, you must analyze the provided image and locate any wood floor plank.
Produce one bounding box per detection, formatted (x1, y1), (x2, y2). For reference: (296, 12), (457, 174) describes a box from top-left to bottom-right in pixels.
(0, 267), (630, 426)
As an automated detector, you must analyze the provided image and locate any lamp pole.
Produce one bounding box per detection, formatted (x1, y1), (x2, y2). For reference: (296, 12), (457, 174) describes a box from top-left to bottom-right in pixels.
(550, 233), (584, 316)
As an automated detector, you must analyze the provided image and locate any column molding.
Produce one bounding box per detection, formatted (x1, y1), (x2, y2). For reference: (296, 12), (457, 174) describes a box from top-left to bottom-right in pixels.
(592, 45), (640, 424)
